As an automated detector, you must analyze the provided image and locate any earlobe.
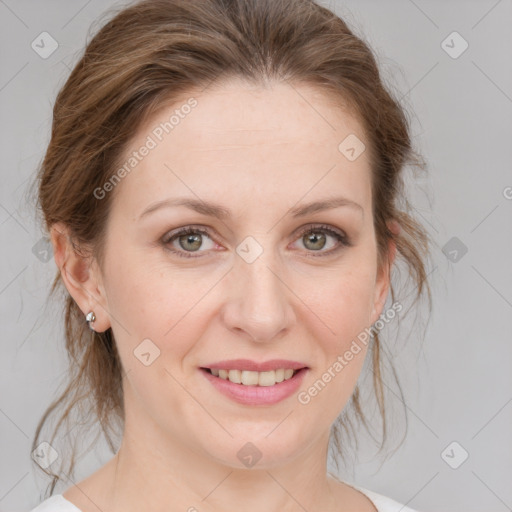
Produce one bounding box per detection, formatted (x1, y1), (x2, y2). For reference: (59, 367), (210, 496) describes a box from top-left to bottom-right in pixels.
(50, 222), (111, 332)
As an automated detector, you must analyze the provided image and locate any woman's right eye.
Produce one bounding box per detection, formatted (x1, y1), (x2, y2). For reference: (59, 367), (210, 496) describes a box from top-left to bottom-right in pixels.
(162, 227), (217, 259)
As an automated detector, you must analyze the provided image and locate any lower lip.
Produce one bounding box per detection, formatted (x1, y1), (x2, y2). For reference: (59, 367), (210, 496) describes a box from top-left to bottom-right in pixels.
(200, 368), (308, 405)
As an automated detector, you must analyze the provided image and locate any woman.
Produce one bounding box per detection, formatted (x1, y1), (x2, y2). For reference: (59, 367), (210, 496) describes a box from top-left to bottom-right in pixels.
(30, 0), (431, 510)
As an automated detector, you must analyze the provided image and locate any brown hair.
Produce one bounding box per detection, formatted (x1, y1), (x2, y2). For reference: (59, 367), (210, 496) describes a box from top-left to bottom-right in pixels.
(31, 0), (432, 496)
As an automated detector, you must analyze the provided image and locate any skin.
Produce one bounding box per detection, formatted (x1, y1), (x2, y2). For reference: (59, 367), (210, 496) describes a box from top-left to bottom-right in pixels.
(51, 78), (397, 512)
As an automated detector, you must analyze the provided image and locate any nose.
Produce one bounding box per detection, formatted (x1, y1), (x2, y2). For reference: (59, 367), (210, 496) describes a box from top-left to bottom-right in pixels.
(220, 247), (295, 343)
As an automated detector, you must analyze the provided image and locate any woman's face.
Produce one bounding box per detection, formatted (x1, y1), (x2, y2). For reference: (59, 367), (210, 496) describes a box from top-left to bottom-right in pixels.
(91, 79), (393, 468)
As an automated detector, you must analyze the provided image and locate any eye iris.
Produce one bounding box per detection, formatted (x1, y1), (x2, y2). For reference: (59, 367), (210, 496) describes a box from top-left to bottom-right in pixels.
(179, 233), (202, 251)
(303, 231), (326, 251)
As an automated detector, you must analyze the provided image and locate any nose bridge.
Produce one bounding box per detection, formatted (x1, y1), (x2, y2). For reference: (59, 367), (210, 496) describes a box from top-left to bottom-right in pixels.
(222, 236), (293, 342)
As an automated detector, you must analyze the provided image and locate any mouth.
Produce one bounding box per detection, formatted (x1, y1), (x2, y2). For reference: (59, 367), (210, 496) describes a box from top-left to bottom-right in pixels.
(200, 367), (306, 387)
(199, 365), (309, 405)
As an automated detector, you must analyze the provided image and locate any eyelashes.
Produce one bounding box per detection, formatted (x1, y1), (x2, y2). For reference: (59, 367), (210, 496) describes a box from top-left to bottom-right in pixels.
(293, 224), (352, 256)
(162, 224), (352, 259)
(162, 226), (216, 259)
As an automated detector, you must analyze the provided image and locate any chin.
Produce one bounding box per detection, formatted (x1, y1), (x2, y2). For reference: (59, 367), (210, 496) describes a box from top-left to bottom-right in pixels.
(200, 424), (311, 470)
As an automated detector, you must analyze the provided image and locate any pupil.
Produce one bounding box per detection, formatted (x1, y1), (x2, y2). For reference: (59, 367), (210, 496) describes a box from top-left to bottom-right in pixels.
(180, 233), (201, 251)
(305, 232), (325, 250)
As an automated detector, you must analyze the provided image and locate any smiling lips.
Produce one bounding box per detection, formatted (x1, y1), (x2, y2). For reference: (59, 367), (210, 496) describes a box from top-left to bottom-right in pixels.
(208, 367), (297, 386)
(203, 358), (307, 386)
(200, 359), (309, 405)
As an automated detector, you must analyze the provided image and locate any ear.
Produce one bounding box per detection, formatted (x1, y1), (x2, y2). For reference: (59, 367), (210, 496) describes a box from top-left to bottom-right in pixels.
(50, 222), (111, 332)
(369, 219), (399, 325)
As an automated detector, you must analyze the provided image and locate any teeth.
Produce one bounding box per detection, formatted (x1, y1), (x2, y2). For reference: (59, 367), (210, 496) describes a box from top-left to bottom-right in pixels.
(228, 369), (242, 384)
(258, 371), (275, 387)
(242, 370), (259, 386)
(211, 368), (299, 386)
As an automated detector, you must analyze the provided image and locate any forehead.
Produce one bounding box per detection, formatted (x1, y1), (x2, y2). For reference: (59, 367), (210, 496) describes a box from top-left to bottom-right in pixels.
(156, 79), (364, 151)
(111, 79), (372, 219)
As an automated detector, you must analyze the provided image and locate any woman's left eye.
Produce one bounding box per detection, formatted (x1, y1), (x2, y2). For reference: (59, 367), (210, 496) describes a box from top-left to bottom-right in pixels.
(162, 224), (351, 259)
(293, 225), (351, 256)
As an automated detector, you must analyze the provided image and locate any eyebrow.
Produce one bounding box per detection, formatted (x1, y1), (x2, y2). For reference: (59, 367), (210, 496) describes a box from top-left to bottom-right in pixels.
(138, 196), (363, 220)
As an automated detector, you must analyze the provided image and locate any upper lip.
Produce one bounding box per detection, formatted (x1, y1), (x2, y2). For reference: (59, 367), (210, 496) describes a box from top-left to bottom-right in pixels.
(202, 359), (308, 372)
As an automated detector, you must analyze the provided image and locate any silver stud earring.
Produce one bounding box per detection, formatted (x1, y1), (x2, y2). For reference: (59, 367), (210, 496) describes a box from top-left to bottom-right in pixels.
(86, 311), (96, 329)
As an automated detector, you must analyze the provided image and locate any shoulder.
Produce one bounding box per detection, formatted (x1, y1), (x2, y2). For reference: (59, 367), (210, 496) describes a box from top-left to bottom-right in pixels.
(30, 494), (82, 512)
(352, 484), (422, 512)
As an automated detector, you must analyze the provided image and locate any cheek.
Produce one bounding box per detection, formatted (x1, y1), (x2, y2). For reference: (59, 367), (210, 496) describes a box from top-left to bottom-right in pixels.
(295, 271), (375, 419)
(102, 254), (220, 363)
(298, 263), (377, 346)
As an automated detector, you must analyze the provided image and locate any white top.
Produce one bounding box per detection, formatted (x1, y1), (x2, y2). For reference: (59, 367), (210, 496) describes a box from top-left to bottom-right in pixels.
(29, 485), (420, 512)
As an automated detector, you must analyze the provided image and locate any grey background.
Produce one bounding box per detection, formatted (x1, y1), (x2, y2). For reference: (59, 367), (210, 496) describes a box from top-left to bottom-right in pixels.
(1, 1), (511, 511)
